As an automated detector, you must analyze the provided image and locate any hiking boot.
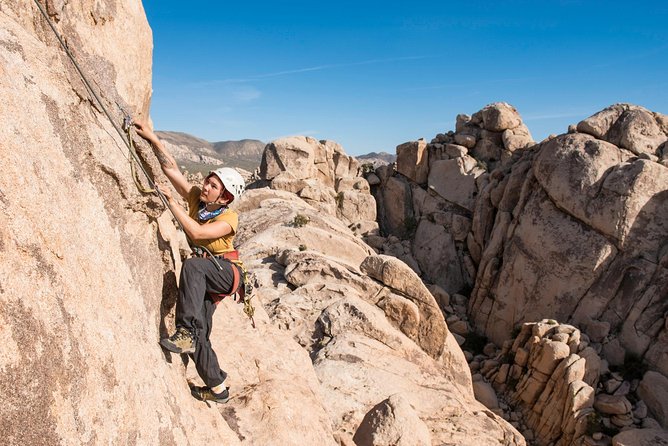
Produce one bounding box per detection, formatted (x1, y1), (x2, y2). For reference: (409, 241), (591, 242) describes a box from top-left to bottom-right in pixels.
(159, 327), (195, 354)
(190, 386), (230, 404)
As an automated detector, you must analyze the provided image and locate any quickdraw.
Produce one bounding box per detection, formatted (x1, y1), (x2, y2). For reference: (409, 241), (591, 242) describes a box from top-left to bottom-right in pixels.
(121, 112), (155, 194)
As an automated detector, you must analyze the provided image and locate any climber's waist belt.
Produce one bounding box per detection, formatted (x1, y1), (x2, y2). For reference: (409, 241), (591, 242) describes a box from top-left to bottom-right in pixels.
(192, 248), (239, 261)
(216, 250), (239, 261)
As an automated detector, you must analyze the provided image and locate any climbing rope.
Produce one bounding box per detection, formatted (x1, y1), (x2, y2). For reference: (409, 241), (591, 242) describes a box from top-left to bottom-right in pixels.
(119, 108), (155, 194)
(33, 0), (163, 202)
(33, 0), (256, 326)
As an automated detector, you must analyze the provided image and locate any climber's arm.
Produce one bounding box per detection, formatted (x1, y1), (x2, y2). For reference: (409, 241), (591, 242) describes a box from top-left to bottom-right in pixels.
(157, 185), (233, 241)
(133, 120), (192, 199)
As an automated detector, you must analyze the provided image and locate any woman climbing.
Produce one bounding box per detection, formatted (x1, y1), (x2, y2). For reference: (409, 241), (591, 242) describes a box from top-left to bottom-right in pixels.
(134, 120), (245, 404)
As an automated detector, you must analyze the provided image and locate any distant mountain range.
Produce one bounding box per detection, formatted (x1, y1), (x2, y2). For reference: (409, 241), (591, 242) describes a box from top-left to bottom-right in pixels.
(155, 131), (265, 173)
(154, 131), (396, 174)
(357, 151), (396, 166)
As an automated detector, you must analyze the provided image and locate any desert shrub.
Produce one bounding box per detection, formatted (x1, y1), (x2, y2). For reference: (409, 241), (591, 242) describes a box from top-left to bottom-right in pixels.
(360, 163), (375, 175)
(291, 214), (310, 227)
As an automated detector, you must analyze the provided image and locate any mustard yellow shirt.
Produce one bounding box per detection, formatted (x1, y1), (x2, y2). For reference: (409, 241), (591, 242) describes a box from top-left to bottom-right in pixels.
(187, 186), (238, 255)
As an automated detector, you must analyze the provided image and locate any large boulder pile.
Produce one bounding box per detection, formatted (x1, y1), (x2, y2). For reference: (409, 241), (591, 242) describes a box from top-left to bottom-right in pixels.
(371, 102), (534, 294)
(370, 102), (668, 444)
(472, 320), (668, 445)
(488, 320), (600, 445)
(0, 4), (527, 444)
(468, 104), (668, 373)
(259, 136), (378, 235)
(232, 188), (525, 445)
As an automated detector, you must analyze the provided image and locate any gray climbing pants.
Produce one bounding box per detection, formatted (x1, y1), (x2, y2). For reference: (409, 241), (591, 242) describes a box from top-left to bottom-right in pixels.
(176, 257), (238, 388)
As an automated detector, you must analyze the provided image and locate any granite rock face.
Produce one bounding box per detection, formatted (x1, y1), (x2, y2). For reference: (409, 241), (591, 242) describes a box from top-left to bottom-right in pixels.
(468, 122), (668, 379)
(0, 1), (244, 445)
(372, 102), (531, 293)
(371, 102), (668, 438)
(235, 188), (524, 445)
(259, 136), (377, 235)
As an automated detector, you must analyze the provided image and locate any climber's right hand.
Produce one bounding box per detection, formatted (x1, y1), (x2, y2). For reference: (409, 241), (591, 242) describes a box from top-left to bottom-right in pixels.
(133, 119), (157, 143)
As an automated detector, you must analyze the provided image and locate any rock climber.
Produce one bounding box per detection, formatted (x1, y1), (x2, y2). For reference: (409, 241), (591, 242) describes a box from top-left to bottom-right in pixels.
(134, 120), (245, 404)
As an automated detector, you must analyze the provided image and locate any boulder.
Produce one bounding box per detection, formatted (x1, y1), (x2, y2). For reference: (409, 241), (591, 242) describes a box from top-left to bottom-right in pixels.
(481, 102), (524, 132)
(594, 394), (633, 416)
(473, 380), (500, 409)
(533, 133), (667, 256)
(353, 394), (432, 446)
(427, 156), (480, 211)
(260, 136), (317, 180)
(396, 140), (429, 184)
(360, 255), (451, 360)
(502, 123), (534, 151)
(336, 190), (377, 224)
(638, 371), (668, 428)
(577, 104), (667, 156)
(612, 428), (668, 446)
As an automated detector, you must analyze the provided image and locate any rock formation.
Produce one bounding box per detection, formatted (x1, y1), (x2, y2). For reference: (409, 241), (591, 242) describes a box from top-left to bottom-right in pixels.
(468, 105), (668, 374)
(370, 102), (668, 445)
(233, 187), (524, 445)
(0, 1), (247, 444)
(0, 3), (526, 445)
(371, 102), (533, 294)
(259, 136), (378, 236)
(3, 2), (666, 445)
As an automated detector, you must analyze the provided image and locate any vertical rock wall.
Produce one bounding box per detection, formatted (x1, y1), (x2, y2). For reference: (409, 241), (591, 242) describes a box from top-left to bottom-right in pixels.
(0, 2), (240, 444)
(371, 102), (668, 436)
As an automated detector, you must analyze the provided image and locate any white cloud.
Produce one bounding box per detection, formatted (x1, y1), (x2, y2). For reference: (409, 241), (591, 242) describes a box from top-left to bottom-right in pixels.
(231, 86), (261, 103)
(198, 55), (433, 86)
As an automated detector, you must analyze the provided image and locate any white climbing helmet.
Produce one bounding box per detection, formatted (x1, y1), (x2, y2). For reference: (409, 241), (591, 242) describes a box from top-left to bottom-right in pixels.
(210, 167), (245, 202)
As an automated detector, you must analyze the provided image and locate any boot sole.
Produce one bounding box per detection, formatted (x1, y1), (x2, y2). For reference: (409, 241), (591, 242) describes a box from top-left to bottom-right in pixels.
(159, 338), (196, 354)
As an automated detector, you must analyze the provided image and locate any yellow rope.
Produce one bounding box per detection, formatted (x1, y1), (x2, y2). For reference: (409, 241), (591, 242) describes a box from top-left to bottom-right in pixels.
(124, 123), (155, 194)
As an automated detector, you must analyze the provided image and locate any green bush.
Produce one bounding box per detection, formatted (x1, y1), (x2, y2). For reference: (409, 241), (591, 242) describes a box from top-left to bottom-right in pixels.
(291, 214), (310, 228)
(360, 163), (375, 175)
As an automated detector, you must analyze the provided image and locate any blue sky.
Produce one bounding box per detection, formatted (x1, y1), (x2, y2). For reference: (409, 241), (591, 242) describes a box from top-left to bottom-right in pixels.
(143, 1), (668, 156)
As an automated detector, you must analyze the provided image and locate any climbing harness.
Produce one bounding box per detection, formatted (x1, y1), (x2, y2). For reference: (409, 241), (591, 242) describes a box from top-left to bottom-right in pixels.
(33, 0), (257, 327)
(192, 247), (256, 328)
